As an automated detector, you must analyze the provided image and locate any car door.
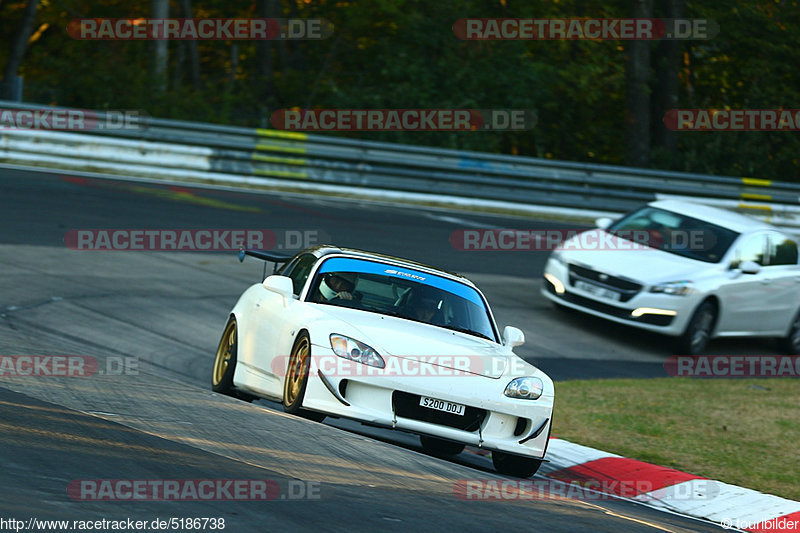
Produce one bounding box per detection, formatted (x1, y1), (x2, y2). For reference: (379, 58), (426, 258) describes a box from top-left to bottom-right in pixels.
(761, 232), (800, 333)
(245, 253), (318, 397)
(715, 233), (771, 334)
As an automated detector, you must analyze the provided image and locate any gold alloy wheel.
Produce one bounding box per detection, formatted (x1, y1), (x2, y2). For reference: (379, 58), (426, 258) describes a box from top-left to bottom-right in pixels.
(284, 335), (310, 407)
(213, 320), (236, 386)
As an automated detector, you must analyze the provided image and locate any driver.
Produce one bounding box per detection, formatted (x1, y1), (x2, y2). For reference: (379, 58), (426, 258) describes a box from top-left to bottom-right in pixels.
(318, 272), (358, 301)
(414, 296), (439, 322)
(401, 287), (441, 323)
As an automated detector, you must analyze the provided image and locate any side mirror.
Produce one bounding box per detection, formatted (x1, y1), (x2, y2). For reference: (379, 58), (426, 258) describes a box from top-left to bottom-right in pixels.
(595, 217), (613, 230)
(263, 275), (294, 298)
(739, 260), (761, 275)
(502, 326), (525, 348)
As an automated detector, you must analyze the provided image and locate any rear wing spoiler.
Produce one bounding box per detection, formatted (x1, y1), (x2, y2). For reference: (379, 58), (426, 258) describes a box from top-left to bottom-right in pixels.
(238, 248), (294, 278)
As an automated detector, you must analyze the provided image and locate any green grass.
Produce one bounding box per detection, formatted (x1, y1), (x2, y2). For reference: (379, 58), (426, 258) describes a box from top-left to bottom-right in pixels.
(553, 377), (800, 500)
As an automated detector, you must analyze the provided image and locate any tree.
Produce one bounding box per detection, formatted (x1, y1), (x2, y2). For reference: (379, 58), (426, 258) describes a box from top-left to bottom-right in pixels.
(652, 0), (684, 156)
(1, 0), (39, 100)
(624, 0), (653, 167)
(254, 0), (280, 110)
(151, 0), (168, 94)
(180, 0), (201, 90)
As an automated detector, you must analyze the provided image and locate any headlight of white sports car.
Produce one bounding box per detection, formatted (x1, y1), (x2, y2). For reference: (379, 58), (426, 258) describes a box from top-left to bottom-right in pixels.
(504, 377), (544, 400)
(329, 334), (385, 368)
(649, 280), (695, 296)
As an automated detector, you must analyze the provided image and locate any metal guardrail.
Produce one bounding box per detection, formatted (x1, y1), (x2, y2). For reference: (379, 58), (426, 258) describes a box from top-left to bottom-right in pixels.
(1, 100), (799, 227)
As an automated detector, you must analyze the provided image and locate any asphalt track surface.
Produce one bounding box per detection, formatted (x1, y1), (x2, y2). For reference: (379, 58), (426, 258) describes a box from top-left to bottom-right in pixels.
(0, 167), (756, 531)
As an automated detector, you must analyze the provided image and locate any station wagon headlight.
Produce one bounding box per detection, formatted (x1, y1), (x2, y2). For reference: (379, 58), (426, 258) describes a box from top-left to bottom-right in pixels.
(504, 377), (544, 400)
(330, 334), (385, 368)
(650, 280), (694, 296)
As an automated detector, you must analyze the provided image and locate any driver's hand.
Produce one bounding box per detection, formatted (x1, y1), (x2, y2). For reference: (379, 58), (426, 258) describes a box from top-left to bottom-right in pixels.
(337, 291), (353, 300)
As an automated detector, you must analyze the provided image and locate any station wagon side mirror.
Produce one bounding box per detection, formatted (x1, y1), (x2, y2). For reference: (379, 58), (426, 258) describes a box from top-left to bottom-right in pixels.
(263, 275), (294, 299)
(502, 326), (525, 348)
(595, 217), (613, 230)
(738, 261), (761, 275)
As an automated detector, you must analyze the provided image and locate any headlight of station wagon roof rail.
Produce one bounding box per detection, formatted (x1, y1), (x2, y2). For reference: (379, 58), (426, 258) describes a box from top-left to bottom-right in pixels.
(504, 377), (544, 400)
(649, 280), (695, 296)
(330, 334), (385, 368)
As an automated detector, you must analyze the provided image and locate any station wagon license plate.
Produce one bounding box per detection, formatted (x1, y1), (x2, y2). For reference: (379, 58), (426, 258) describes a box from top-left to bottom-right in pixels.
(419, 396), (466, 416)
(574, 280), (621, 301)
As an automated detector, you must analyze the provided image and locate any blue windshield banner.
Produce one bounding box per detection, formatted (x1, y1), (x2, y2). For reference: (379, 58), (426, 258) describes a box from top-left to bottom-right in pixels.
(317, 257), (483, 306)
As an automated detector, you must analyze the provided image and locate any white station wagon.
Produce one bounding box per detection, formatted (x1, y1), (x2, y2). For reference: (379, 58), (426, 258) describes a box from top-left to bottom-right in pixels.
(542, 200), (800, 354)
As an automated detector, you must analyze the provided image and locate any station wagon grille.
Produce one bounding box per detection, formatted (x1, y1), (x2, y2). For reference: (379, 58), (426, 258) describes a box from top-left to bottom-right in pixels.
(568, 264), (642, 302)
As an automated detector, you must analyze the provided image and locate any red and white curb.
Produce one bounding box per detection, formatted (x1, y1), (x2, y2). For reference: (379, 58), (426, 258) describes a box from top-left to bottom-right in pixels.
(540, 438), (800, 532)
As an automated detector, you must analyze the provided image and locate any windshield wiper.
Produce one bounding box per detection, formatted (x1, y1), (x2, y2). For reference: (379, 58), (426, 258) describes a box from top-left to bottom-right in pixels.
(442, 325), (494, 341)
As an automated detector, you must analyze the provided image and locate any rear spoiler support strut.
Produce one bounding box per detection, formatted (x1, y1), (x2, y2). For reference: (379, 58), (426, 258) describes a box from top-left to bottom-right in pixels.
(238, 249), (294, 279)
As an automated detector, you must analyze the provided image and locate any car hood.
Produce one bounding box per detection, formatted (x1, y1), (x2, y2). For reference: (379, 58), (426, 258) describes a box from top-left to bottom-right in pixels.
(312, 305), (509, 378)
(559, 231), (714, 283)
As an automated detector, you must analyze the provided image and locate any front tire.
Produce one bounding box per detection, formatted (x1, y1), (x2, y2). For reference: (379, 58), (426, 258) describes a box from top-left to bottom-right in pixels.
(212, 318), (255, 402)
(678, 300), (716, 355)
(780, 309), (800, 355)
(420, 436), (465, 457)
(283, 332), (326, 422)
(492, 451), (542, 478)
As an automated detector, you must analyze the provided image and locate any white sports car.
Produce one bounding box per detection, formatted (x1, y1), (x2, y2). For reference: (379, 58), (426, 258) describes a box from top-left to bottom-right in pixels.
(212, 246), (554, 477)
(542, 200), (800, 355)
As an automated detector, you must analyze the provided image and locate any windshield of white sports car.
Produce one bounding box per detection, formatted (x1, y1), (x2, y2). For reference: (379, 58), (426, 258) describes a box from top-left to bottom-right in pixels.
(307, 257), (498, 342)
(607, 206), (740, 263)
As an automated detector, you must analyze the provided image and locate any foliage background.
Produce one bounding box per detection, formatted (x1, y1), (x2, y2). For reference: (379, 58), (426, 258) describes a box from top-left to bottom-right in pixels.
(1, 0), (799, 180)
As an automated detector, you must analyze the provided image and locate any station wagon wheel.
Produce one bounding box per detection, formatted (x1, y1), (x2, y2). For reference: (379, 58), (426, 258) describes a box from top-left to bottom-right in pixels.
(781, 309), (800, 355)
(283, 332), (326, 422)
(212, 318), (255, 402)
(678, 300), (716, 355)
(492, 451), (542, 478)
(420, 435), (465, 457)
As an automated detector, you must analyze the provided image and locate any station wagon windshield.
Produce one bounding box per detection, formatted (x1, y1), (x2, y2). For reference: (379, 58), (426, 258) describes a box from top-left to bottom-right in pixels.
(607, 207), (740, 263)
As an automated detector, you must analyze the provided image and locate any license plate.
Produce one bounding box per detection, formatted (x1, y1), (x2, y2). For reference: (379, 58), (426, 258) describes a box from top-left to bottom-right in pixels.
(574, 280), (621, 301)
(419, 396), (466, 416)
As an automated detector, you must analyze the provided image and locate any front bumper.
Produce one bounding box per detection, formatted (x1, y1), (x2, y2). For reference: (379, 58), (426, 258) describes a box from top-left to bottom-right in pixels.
(542, 258), (699, 336)
(301, 345), (554, 460)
